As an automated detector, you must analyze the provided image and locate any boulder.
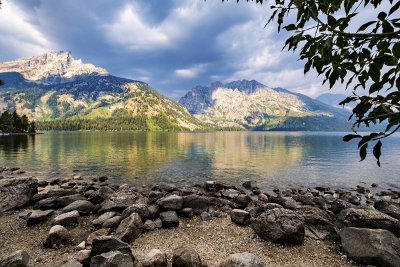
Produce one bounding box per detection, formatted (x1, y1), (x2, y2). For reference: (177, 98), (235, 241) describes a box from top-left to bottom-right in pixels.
(0, 250), (29, 267)
(89, 236), (133, 259)
(75, 249), (90, 265)
(147, 204), (159, 219)
(44, 225), (70, 248)
(172, 247), (202, 267)
(157, 194), (183, 210)
(55, 194), (86, 208)
(339, 227), (400, 267)
(142, 249), (168, 267)
(330, 199), (355, 214)
(92, 212), (117, 228)
(53, 210), (80, 226)
(337, 207), (400, 236)
(62, 200), (94, 215)
(251, 208), (305, 245)
(26, 209), (54, 225)
(160, 211), (179, 228)
(121, 203), (149, 220)
(115, 212), (143, 243)
(182, 195), (212, 215)
(0, 178), (38, 213)
(231, 194), (252, 209)
(296, 206), (334, 225)
(374, 200), (400, 220)
(219, 252), (265, 267)
(91, 251), (134, 267)
(34, 196), (58, 210)
(102, 215), (123, 230)
(230, 209), (251, 226)
(98, 187), (145, 213)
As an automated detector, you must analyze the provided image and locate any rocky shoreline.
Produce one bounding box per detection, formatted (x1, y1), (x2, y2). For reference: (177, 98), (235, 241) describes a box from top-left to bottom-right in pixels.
(1, 168), (400, 267)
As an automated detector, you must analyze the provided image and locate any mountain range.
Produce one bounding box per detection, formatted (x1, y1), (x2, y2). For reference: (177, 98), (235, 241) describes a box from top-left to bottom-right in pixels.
(0, 51), (206, 131)
(0, 51), (351, 131)
(179, 80), (350, 131)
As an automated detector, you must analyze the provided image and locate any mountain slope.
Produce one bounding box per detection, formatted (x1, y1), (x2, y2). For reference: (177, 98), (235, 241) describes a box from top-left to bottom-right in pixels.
(316, 93), (355, 110)
(0, 52), (206, 131)
(179, 80), (351, 131)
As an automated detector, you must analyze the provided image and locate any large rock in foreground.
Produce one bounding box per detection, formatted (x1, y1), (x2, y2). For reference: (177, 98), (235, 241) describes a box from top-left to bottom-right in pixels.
(339, 227), (400, 267)
(0, 178), (38, 213)
(0, 250), (30, 267)
(219, 252), (265, 267)
(251, 208), (305, 245)
(91, 251), (134, 267)
(115, 212), (143, 243)
(337, 207), (400, 236)
(172, 247), (202, 267)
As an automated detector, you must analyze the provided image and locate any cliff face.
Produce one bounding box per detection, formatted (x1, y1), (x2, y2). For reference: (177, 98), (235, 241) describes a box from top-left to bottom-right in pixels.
(179, 80), (350, 130)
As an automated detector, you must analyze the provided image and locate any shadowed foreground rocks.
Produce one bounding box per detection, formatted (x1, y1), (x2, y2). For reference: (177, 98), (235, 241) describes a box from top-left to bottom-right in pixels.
(1, 172), (400, 266)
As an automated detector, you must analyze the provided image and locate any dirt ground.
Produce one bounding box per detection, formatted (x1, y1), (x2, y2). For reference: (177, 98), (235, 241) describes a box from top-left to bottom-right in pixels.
(0, 209), (360, 267)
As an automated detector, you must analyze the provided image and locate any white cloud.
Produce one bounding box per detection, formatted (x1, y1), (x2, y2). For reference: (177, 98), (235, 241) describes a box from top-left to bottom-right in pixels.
(0, 2), (54, 59)
(175, 64), (206, 78)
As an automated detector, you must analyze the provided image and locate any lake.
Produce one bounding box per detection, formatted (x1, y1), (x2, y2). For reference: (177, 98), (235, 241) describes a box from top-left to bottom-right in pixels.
(1, 131), (399, 191)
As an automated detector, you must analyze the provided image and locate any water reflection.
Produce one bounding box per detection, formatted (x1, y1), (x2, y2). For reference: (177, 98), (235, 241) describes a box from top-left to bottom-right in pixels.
(0, 132), (399, 190)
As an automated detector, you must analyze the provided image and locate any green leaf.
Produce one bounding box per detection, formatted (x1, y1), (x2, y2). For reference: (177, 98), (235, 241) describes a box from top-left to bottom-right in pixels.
(359, 143), (368, 161)
(393, 43), (400, 58)
(373, 140), (382, 167)
(369, 82), (383, 94)
(343, 134), (362, 142)
(369, 67), (381, 82)
(389, 1), (400, 15)
(284, 24), (296, 31)
(357, 21), (376, 32)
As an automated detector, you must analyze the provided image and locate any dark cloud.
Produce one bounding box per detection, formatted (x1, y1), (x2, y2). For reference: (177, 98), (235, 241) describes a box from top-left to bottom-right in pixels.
(0, 0), (335, 98)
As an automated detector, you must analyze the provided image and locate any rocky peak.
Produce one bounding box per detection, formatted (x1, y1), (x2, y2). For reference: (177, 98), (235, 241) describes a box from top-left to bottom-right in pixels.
(223, 80), (266, 93)
(0, 51), (108, 83)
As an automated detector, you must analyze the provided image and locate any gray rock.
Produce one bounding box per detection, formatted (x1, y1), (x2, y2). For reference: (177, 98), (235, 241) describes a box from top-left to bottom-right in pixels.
(297, 206), (334, 225)
(157, 194), (183, 210)
(330, 199), (355, 213)
(219, 252), (265, 267)
(55, 194), (86, 208)
(53, 210), (80, 226)
(160, 211), (179, 228)
(374, 200), (400, 220)
(34, 196), (58, 210)
(121, 203), (149, 220)
(339, 227), (400, 267)
(26, 209), (54, 225)
(179, 208), (194, 218)
(91, 251), (134, 267)
(251, 208), (305, 245)
(75, 249), (90, 265)
(92, 212), (117, 228)
(143, 220), (159, 231)
(62, 200), (94, 215)
(231, 194), (252, 208)
(115, 212), (143, 243)
(172, 247), (202, 267)
(230, 209), (251, 226)
(221, 189), (240, 198)
(200, 211), (211, 221)
(102, 215), (123, 230)
(0, 250), (29, 267)
(0, 178), (38, 213)
(98, 187), (145, 213)
(89, 236), (133, 259)
(142, 249), (167, 267)
(337, 207), (400, 236)
(182, 195), (212, 215)
(44, 225), (70, 248)
(147, 204), (159, 219)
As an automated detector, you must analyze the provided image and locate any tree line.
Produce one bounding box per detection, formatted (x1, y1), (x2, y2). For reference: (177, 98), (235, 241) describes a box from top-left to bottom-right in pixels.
(0, 110), (36, 133)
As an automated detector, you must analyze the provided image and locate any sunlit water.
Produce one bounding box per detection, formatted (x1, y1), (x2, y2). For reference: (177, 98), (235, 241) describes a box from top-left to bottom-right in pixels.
(1, 131), (399, 191)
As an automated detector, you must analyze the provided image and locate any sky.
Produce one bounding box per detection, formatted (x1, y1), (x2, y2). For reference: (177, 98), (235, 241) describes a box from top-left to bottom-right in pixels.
(0, 0), (346, 99)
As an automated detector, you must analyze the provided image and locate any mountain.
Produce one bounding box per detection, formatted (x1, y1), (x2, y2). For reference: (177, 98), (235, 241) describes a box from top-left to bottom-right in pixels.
(179, 80), (351, 131)
(0, 51), (206, 131)
(316, 93), (355, 110)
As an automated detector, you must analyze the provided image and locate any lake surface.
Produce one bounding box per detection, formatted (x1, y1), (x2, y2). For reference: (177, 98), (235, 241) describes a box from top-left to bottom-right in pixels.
(1, 131), (399, 191)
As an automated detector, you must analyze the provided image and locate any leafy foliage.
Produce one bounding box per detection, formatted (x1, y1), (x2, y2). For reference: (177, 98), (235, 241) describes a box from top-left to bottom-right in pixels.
(0, 110), (35, 133)
(228, 0), (400, 165)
